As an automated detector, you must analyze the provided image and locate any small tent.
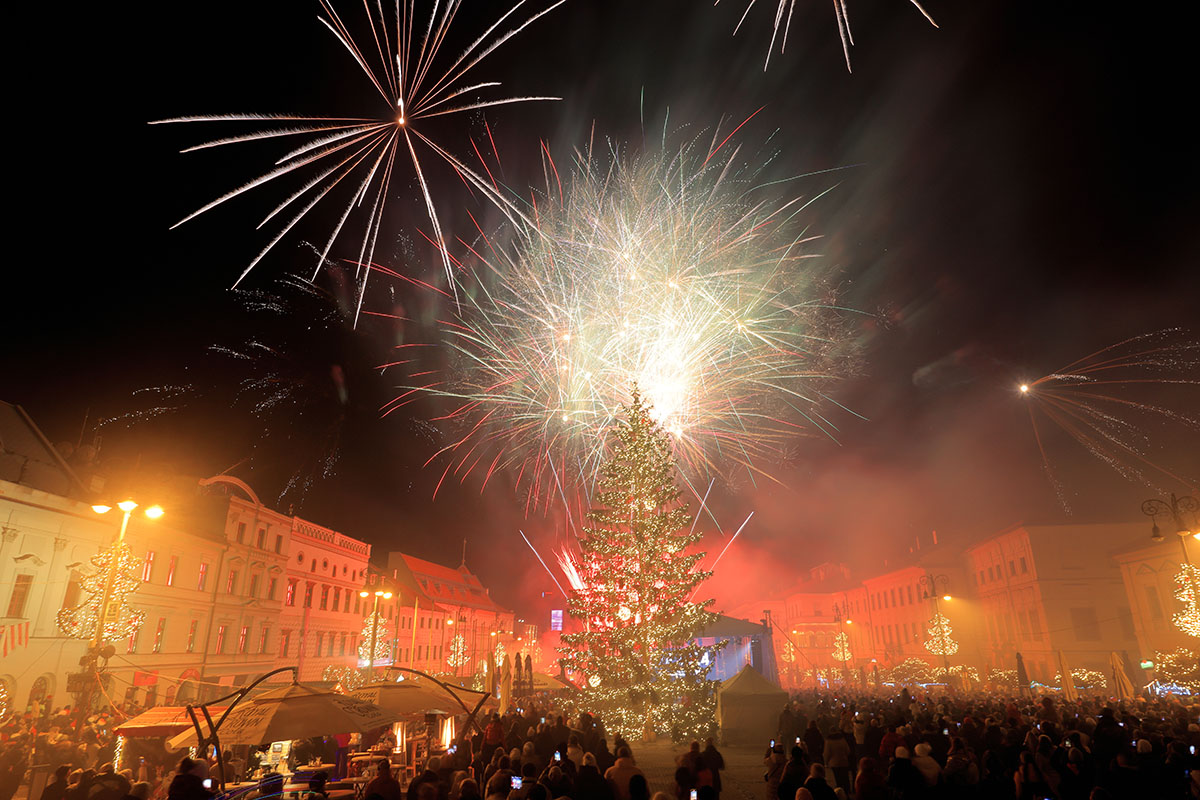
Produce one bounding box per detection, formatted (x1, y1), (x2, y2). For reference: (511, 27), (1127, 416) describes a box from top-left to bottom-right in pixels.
(716, 664), (788, 745)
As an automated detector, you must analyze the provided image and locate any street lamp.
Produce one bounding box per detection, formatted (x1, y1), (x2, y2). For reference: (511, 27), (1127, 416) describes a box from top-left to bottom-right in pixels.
(359, 589), (393, 675)
(1143, 494), (1200, 638)
(919, 572), (953, 676)
(89, 501), (164, 648)
(71, 499), (163, 728)
(1143, 493), (1199, 560)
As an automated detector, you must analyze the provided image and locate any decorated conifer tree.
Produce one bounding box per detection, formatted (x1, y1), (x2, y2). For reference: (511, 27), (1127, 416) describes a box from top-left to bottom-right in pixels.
(561, 389), (719, 742)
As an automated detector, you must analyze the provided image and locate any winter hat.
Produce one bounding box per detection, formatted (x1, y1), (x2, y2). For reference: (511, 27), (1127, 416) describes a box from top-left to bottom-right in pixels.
(895, 747), (910, 759)
(914, 743), (932, 757)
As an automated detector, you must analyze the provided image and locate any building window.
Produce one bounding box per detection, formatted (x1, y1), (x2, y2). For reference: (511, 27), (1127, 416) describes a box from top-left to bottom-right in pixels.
(62, 570), (82, 611)
(987, 566), (995, 581)
(236, 522), (246, 543)
(317, 632), (325, 655)
(198, 562), (209, 592)
(354, 595), (361, 615)
(327, 637), (335, 657)
(274, 534), (283, 554)
(343, 592), (351, 613)
(256, 527), (266, 549)
(1009, 560), (1017, 576)
(260, 626), (270, 654)
(166, 556), (178, 587)
(1069, 607), (1102, 641)
(304, 584), (314, 608)
(6, 574), (34, 618)
(142, 551), (156, 582)
(216, 625), (227, 653)
(286, 579), (298, 606)
(333, 587), (341, 610)
(339, 633), (346, 656)
(187, 620), (198, 653)
(1019, 557), (1028, 573)
(906, 586), (914, 604)
(268, 578), (278, 600)
(127, 628), (140, 654)
(280, 630), (291, 656)
(320, 585), (330, 610)
(249, 574), (260, 598)
(1145, 586), (1165, 621)
(226, 570), (239, 594)
(238, 626), (249, 654)
(153, 618), (167, 653)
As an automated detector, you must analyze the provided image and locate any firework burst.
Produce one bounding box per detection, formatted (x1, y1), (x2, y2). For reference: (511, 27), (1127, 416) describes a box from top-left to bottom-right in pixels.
(721, 0), (938, 71)
(152, 0), (563, 321)
(392, 131), (861, 507)
(1019, 328), (1200, 503)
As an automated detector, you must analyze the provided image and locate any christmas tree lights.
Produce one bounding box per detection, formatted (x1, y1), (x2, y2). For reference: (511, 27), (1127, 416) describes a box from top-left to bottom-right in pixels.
(561, 390), (721, 742)
(1153, 647), (1200, 693)
(887, 658), (934, 686)
(56, 542), (146, 643)
(358, 613), (392, 665)
(1172, 564), (1200, 638)
(831, 632), (852, 663)
(1053, 668), (1106, 690)
(923, 612), (959, 656)
(323, 665), (365, 691)
(447, 634), (470, 668)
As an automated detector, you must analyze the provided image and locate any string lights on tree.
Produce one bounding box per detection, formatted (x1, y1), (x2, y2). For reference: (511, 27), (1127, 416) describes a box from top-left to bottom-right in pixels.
(1172, 563), (1200, 638)
(323, 665), (365, 692)
(358, 612), (392, 666)
(923, 612), (959, 657)
(561, 390), (721, 742)
(1153, 647), (1200, 693)
(447, 634), (470, 668)
(56, 543), (146, 643)
(831, 632), (852, 663)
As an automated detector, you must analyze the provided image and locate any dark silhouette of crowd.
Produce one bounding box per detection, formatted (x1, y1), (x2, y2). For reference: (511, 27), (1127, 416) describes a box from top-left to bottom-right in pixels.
(765, 687), (1200, 799)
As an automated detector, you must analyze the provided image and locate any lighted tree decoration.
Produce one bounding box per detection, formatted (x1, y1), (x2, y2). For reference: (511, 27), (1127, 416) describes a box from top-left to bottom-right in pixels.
(447, 634), (470, 668)
(56, 543), (146, 642)
(357, 613), (391, 665)
(494, 640), (507, 668)
(923, 613), (959, 657)
(561, 390), (720, 742)
(887, 658), (934, 686)
(0, 681), (9, 724)
(831, 632), (852, 663)
(1153, 647), (1200, 692)
(1172, 564), (1200, 638)
(779, 640), (795, 663)
(323, 665), (365, 691)
(1053, 668), (1106, 690)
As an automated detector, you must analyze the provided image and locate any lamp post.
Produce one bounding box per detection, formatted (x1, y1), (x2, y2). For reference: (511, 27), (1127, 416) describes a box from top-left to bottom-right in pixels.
(1144, 493), (1199, 562)
(832, 601), (853, 682)
(359, 588), (393, 676)
(77, 500), (163, 727)
(1144, 493), (1200, 638)
(919, 572), (953, 676)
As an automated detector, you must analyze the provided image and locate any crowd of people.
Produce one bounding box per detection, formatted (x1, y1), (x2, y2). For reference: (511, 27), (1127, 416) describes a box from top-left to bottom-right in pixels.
(4, 687), (1200, 800)
(764, 687), (1200, 799)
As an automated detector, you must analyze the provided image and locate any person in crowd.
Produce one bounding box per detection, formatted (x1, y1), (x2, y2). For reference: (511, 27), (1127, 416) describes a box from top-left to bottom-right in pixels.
(41, 765), (72, 800)
(885, 747), (924, 800)
(820, 731), (851, 792)
(626, 774), (650, 800)
(853, 757), (887, 800)
(365, 760), (404, 800)
(775, 746), (807, 800)
(802, 723), (824, 766)
(700, 739), (723, 800)
(910, 742), (941, 788)
(604, 747), (644, 800)
(166, 759), (211, 800)
(763, 742), (786, 800)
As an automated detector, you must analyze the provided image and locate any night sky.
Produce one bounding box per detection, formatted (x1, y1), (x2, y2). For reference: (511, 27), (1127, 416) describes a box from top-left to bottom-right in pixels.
(6, 0), (1197, 614)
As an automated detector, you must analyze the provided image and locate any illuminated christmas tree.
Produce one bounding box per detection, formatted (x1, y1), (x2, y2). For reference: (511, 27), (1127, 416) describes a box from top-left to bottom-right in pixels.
(494, 640), (507, 667)
(831, 632), (852, 663)
(323, 665), (365, 691)
(1154, 646), (1200, 692)
(358, 613), (392, 666)
(56, 542), (146, 642)
(447, 633), (470, 668)
(779, 640), (795, 663)
(1172, 564), (1200, 638)
(561, 390), (720, 742)
(923, 612), (959, 656)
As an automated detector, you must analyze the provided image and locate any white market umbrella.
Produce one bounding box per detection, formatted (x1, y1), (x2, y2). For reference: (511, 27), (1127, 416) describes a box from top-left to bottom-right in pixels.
(168, 682), (399, 748)
(352, 679), (493, 716)
(1110, 652), (1135, 700)
(528, 672), (572, 692)
(1057, 651), (1078, 703)
(500, 655), (513, 714)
